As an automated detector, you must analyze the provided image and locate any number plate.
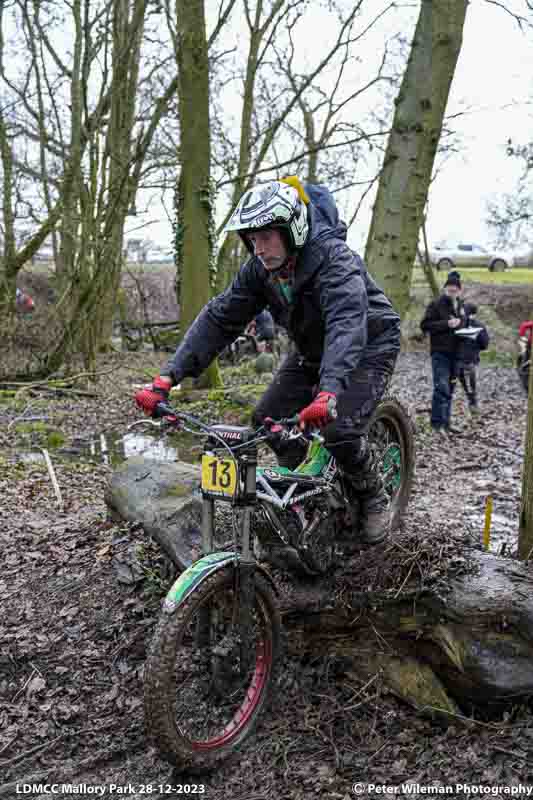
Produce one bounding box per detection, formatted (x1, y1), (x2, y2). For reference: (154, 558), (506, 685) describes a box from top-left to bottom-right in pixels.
(201, 455), (238, 498)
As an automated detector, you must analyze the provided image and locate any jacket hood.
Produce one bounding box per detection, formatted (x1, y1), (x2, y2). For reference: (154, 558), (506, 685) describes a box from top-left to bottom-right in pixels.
(285, 183), (348, 292)
(305, 183), (347, 244)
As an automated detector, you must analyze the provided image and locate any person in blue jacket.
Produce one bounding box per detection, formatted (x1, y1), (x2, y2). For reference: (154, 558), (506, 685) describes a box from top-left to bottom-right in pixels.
(135, 177), (401, 548)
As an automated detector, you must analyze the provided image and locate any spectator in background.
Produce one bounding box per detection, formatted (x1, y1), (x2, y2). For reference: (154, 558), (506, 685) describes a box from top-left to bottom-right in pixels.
(420, 271), (465, 436)
(453, 302), (489, 415)
(15, 288), (35, 313)
(253, 308), (275, 343)
(519, 320), (533, 344)
(517, 320), (533, 394)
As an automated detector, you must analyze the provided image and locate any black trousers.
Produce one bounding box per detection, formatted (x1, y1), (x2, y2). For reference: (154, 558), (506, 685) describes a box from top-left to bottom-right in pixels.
(252, 350), (398, 474)
(457, 364), (478, 407)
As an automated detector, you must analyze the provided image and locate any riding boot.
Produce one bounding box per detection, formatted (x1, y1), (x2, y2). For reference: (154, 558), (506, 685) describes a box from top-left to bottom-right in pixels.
(344, 448), (390, 545)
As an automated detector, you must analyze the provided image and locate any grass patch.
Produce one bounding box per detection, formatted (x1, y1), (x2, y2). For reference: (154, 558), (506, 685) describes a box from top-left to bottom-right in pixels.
(13, 422), (66, 448)
(412, 267), (533, 287)
(479, 350), (514, 367)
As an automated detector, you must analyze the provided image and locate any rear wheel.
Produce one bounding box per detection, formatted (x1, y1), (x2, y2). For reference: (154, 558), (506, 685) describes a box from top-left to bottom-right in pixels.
(368, 396), (415, 531)
(437, 257), (454, 272)
(490, 258), (507, 272)
(144, 566), (280, 771)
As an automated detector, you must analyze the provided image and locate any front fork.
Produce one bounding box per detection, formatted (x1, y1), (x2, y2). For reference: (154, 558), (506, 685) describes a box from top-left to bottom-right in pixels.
(236, 457), (257, 674)
(198, 457), (257, 676)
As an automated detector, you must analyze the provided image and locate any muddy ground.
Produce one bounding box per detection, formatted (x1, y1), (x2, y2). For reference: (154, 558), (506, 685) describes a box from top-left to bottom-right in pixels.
(1, 341), (533, 800)
(2, 275), (533, 798)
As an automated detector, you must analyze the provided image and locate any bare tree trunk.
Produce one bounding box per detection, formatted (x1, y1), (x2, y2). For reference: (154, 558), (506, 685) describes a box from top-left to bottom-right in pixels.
(419, 218), (440, 299)
(56, 0), (84, 287)
(91, 0), (145, 356)
(214, 1), (264, 294)
(519, 363), (533, 559)
(176, 0), (221, 389)
(365, 0), (468, 318)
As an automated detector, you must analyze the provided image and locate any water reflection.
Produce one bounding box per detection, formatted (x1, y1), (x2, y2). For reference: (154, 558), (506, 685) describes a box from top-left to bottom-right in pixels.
(82, 429), (200, 465)
(16, 430), (201, 467)
(88, 431), (180, 464)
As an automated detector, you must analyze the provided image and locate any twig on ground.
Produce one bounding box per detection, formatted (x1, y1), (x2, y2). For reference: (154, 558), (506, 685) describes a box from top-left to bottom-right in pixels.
(0, 773), (49, 797)
(393, 559), (416, 599)
(42, 448), (64, 510)
(0, 735), (17, 757)
(7, 401), (37, 431)
(0, 734), (64, 768)
(10, 667), (37, 704)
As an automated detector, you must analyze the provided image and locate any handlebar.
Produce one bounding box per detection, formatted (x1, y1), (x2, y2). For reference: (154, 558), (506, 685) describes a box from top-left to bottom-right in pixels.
(135, 402), (324, 451)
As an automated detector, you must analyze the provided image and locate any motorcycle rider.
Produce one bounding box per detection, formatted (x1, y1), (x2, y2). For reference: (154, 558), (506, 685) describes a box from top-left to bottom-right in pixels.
(135, 177), (401, 549)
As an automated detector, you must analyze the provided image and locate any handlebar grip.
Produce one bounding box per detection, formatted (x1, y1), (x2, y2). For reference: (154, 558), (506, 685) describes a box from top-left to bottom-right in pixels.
(153, 401), (176, 419)
(278, 414), (300, 426)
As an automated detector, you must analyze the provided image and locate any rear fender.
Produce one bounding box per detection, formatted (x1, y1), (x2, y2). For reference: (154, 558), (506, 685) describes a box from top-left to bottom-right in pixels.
(162, 551), (277, 614)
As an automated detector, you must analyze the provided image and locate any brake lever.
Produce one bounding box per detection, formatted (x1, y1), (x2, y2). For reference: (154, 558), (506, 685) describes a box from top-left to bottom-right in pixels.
(127, 418), (160, 431)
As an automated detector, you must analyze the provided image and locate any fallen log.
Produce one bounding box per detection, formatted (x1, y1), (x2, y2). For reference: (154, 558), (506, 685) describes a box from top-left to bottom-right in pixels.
(105, 457), (533, 716)
(104, 456), (203, 570)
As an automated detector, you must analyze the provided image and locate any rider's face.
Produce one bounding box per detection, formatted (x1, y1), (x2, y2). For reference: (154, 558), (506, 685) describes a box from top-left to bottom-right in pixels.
(247, 228), (287, 271)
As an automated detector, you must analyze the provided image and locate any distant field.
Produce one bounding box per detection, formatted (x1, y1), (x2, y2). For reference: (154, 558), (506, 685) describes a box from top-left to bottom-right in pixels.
(412, 267), (533, 286)
(25, 260), (533, 286)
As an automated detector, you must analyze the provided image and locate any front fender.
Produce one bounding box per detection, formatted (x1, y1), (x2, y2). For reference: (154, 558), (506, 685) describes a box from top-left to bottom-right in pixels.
(162, 551), (278, 614)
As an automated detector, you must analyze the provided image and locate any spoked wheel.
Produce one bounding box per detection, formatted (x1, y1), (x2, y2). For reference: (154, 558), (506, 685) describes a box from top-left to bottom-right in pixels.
(144, 566), (281, 771)
(368, 396), (415, 530)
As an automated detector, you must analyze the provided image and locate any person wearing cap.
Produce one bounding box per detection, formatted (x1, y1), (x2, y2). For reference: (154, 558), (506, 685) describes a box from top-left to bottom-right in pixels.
(135, 177), (401, 550)
(420, 270), (465, 436)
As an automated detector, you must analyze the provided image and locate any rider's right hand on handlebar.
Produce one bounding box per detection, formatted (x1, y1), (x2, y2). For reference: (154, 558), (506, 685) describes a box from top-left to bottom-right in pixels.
(135, 375), (172, 417)
(298, 391), (337, 430)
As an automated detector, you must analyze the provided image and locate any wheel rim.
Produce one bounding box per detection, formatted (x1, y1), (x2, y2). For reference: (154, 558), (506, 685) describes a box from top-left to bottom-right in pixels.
(369, 415), (406, 510)
(382, 443), (402, 494)
(173, 584), (273, 751)
(193, 638), (271, 750)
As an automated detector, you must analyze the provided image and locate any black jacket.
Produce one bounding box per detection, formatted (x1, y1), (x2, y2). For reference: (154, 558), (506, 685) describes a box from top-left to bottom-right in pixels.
(420, 294), (466, 355)
(455, 311), (489, 366)
(163, 184), (400, 395)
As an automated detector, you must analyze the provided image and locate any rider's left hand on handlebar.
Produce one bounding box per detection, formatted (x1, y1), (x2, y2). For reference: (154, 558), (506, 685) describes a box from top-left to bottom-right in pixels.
(135, 375), (172, 417)
(298, 391), (337, 430)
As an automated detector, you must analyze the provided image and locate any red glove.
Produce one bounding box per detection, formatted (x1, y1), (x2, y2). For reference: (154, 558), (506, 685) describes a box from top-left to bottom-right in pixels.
(519, 321), (533, 342)
(298, 391), (337, 429)
(135, 376), (172, 417)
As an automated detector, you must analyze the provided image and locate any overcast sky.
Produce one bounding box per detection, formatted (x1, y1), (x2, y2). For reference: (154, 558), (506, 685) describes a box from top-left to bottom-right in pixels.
(425, 0), (533, 252)
(127, 0), (533, 255)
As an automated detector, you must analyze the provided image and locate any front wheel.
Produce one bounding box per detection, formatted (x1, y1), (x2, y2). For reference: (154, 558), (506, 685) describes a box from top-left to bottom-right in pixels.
(368, 396), (415, 531)
(144, 566), (281, 771)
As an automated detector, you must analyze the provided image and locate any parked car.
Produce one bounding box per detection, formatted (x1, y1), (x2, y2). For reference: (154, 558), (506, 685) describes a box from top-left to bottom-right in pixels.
(513, 247), (533, 269)
(145, 249), (174, 264)
(428, 242), (514, 272)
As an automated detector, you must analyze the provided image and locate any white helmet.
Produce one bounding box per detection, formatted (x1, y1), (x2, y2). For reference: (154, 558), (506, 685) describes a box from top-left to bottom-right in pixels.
(224, 180), (309, 251)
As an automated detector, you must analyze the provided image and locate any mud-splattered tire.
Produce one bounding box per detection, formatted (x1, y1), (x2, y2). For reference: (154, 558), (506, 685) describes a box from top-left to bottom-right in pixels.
(144, 566), (281, 771)
(368, 396), (415, 531)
